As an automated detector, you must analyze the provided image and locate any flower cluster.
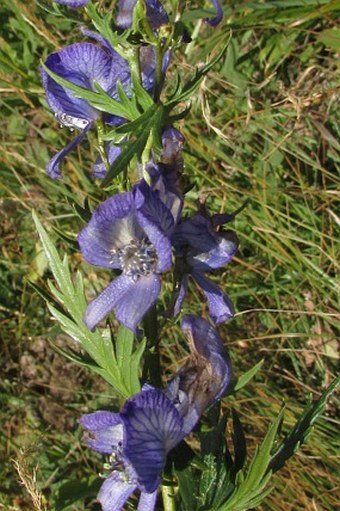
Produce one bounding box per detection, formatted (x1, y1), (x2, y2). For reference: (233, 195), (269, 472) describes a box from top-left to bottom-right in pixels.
(41, 2), (236, 510)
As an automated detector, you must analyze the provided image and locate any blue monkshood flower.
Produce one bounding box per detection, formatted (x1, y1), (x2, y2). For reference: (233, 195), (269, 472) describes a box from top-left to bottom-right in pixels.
(172, 206), (239, 324)
(80, 314), (232, 511)
(78, 181), (176, 332)
(40, 28), (166, 179)
(53, 0), (89, 7)
(40, 42), (131, 178)
(206, 0), (223, 26)
(144, 125), (185, 224)
(116, 0), (168, 29)
(165, 314), (233, 434)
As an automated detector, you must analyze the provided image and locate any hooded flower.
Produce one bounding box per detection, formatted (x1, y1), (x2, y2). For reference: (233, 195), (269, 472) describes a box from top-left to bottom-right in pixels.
(78, 180), (175, 333)
(116, 0), (168, 29)
(172, 206), (239, 324)
(41, 41), (131, 178)
(80, 315), (232, 511)
(144, 126), (185, 225)
(40, 27), (165, 179)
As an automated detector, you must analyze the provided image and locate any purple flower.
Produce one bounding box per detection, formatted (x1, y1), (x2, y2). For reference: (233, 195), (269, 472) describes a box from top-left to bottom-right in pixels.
(166, 314), (232, 434)
(80, 315), (232, 511)
(206, 0), (223, 26)
(116, 0), (168, 29)
(80, 389), (183, 511)
(78, 181), (175, 332)
(173, 207), (239, 324)
(144, 126), (185, 225)
(41, 42), (131, 178)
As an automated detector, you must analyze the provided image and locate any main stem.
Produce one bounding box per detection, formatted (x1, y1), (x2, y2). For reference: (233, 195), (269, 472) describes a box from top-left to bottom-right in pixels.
(142, 305), (162, 387)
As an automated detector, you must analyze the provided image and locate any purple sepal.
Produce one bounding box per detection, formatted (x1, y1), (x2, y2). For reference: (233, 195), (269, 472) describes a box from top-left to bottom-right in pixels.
(193, 272), (234, 324)
(41, 43), (119, 121)
(98, 472), (136, 511)
(146, 161), (183, 226)
(174, 214), (238, 263)
(79, 411), (123, 453)
(165, 315), (232, 435)
(84, 273), (161, 333)
(205, 0), (223, 26)
(81, 388), (184, 510)
(161, 126), (184, 165)
(173, 274), (188, 317)
(181, 314), (233, 401)
(41, 40), (131, 177)
(78, 191), (140, 269)
(120, 389), (184, 492)
(172, 210), (238, 322)
(116, 0), (168, 29)
(134, 182), (174, 272)
(137, 491), (158, 511)
(46, 123), (92, 179)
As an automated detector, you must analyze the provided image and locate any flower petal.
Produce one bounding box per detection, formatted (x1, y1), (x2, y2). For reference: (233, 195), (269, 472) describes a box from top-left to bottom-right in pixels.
(189, 231), (238, 272)
(205, 0), (223, 26)
(84, 273), (161, 332)
(121, 389), (184, 493)
(134, 182), (173, 272)
(46, 123), (92, 179)
(116, 0), (168, 29)
(137, 490), (158, 511)
(173, 274), (188, 317)
(146, 160), (183, 226)
(80, 411), (123, 453)
(181, 313), (232, 401)
(193, 272), (234, 324)
(92, 142), (123, 179)
(41, 43), (116, 122)
(78, 191), (142, 268)
(98, 472), (136, 511)
(174, 214), (238, 271)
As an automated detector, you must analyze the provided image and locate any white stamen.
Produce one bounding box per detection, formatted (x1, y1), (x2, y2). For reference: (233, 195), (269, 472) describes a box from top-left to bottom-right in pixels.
(55, 112), (89, 130)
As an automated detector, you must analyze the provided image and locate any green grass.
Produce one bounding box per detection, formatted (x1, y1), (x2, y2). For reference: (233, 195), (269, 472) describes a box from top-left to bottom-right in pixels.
(0, 0), (339, 509)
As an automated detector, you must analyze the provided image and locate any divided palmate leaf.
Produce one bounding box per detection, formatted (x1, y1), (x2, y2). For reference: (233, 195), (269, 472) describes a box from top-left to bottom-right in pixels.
(32, 211), (144, 398)
(166, 35), (232, 108)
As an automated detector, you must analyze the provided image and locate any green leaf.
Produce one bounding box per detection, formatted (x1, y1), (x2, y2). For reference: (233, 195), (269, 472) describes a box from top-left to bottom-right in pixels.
(101, 129), (149, 185)
(166, 34), (232, 108)
(317, 27), (340, 50)
(231, 409), (247, 474)
(101, 104), (165, 186)
(217, 407), (284, 511)
(40, 62), (135, 121)
(115, 325), (145, 395)
(32, 211), (132, 398)
(230, 359), (264, 393)
(269, 376), (340, 473)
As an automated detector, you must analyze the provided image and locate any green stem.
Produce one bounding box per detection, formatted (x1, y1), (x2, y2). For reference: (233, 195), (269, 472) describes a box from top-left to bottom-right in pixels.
(130, 46), (142, 87)
(153, 42), (164, 102)
(96, 119), (109, 169)
(162, 484), (177, 511)
(142, 306), (162, 387)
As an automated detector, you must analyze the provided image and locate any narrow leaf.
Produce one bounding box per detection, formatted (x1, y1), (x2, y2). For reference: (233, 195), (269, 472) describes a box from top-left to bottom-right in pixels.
(269, 376), (340, 472)
(230, 359), (264, 393)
